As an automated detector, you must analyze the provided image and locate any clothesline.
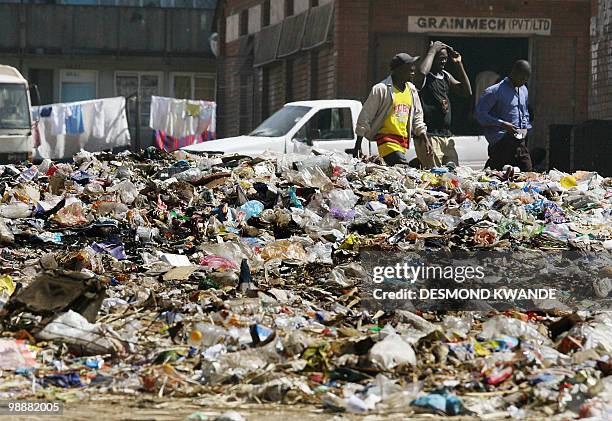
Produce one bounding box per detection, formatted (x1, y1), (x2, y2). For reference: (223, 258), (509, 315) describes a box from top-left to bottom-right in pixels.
(32, 97), (131, 160)
(149, 95), (216, 141)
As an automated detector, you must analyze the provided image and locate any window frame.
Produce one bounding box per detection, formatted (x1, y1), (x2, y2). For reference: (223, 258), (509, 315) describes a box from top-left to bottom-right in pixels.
(114, 70), (163, 128)
(294, 107), (354, 142)
(169, 72), (216, 101)
(59, 69), (98, 102)
(261, 0), (271, 27)
(239, 8), (249, 36)
(285, 0), (294, 17)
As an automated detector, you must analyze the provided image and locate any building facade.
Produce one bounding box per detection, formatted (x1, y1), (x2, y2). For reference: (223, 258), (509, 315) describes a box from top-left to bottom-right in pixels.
(218, 0), (595, 154)
(590, 0), (612, 119)
(0, 0), (218, 147)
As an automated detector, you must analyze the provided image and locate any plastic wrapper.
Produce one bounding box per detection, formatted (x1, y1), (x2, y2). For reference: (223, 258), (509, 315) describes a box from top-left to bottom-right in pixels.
(51, 202), (89, 227)
(260, 240), (308, 261)
(481, 316), (550, 345)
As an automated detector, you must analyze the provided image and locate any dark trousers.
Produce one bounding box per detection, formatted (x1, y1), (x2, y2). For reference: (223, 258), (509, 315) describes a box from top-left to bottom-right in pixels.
(485, 134), (533, 172)
(383, 151), (410, 166)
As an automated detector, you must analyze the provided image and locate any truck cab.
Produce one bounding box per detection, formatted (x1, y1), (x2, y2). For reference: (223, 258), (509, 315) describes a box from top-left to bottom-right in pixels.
(0, 65), (33, 163)
(182, 99), (489, 169)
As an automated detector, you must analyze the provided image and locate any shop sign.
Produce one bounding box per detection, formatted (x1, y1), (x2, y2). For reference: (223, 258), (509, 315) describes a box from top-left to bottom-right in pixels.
(408, 16), (551, 35)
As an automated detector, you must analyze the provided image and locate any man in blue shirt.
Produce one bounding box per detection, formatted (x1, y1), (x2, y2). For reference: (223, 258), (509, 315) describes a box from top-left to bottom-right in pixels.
(475, 60), (533, 171)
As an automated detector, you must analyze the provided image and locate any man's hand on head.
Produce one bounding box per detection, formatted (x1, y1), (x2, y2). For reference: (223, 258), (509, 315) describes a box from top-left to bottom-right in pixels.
(430, 41), (448, 53)
(450, 50), (462, 64)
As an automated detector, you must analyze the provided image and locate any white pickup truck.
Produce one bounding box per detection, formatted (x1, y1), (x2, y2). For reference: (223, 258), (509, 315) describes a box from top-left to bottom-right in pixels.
(182, 99), (489, 169)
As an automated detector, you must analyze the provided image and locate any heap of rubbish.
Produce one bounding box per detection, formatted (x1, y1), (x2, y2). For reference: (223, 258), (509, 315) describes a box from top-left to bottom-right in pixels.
(0, 148), (609, 419)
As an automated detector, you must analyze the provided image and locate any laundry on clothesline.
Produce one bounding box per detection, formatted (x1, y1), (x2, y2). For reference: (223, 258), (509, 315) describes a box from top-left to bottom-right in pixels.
(153, 129), (214, 153)
(32, 97), (130, 160)
(149, 95), (216, 140)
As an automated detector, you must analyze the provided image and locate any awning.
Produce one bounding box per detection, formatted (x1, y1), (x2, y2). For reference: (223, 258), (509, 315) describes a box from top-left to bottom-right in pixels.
(253, 23), (282, 67)
(302, 0), (334, 50)
(277, 11), (307, 58)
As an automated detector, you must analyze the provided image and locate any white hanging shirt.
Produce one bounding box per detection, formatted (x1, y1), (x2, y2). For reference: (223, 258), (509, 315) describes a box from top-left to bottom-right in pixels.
(92, 100), (106, 139)
(50, 104), (71, 136)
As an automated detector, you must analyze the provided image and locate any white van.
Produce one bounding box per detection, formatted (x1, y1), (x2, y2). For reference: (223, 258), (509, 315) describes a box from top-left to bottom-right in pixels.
(0, 65), (33, 163)
(182, 99), (489, 169)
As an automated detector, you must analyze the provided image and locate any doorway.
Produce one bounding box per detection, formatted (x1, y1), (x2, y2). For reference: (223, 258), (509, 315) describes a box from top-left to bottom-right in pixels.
(428, 36), (529, 135)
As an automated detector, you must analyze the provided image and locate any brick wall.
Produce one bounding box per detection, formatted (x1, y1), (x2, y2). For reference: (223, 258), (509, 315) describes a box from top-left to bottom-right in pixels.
(589, 0), (612, 118)
(219, 0), (337, 137)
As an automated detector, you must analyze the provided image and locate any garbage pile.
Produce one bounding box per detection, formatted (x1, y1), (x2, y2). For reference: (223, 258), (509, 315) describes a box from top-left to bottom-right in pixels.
(0, 148), (610, 419)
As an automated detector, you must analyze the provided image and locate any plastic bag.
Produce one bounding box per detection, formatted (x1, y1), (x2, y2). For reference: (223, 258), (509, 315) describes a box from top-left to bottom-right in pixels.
(200, 242), (263, 270)
(0, 218), (14, 244)
(37, 310), (125, 356)
(175, 168), (204, 184)
(305, 243), (333, 264)
(0, 275), (15, 311)
(481, 316), (550, 345)
(0, 202), (31, 219)
(369, 334), (416, 369)
(239, 200), (265, 221)
(200, 255), (238, 270)
(108, 180), (140, 205)
(327, 188), (358, 210)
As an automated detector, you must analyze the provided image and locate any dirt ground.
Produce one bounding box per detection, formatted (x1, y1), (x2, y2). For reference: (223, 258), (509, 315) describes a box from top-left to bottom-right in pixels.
(2, 397), (550, 421)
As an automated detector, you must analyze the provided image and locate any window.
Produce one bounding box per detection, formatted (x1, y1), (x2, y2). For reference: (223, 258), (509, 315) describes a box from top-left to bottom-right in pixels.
(262, 0), (270, 27)
(115, 71), (162, 128)
(309, 0), (318, 7)
(48, 0), (216, 7)
(248, 5), (262, 34)
(294, 0), (309, 14)
(239, 9), (248, 36)
(0, 84), (31, 130)
(270, 0), (284, 25)
(295, 108), (354, 141)
(60, 70), (98, 102)
(226, 14), (240, 43)
(28, 69), (53, 106)
(171, 73), (216, 101)
(249, 105), (309, 137)
(285, 0), (294, 17)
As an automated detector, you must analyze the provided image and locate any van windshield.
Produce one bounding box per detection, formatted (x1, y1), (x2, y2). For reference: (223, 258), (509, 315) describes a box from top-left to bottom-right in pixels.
(0, 83), (30, 130)
(249, 105), (310, 137)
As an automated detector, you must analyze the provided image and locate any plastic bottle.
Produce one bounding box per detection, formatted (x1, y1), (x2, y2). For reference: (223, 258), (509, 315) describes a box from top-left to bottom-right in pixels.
(188, 323), (228, 348)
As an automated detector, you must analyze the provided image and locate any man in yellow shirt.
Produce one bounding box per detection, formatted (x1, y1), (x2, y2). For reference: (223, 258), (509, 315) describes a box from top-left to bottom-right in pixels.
(353, 53), (433, 166)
